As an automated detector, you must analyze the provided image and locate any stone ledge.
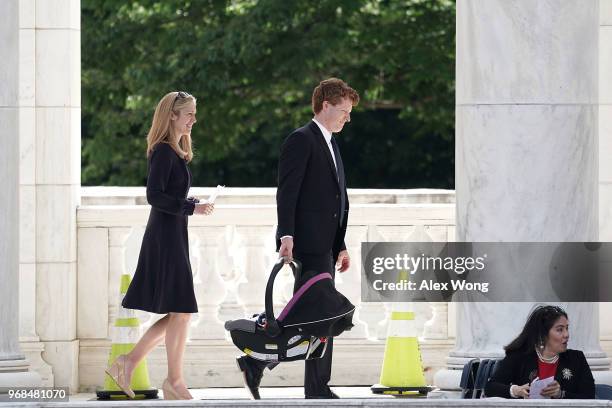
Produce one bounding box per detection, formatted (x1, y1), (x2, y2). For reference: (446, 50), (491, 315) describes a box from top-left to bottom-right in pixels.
(80, 187), (456, 206)
(76, 204), (455, 227)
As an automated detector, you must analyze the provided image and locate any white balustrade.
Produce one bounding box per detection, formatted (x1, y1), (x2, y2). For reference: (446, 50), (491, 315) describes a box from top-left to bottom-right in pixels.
(75, 202), (459, 387)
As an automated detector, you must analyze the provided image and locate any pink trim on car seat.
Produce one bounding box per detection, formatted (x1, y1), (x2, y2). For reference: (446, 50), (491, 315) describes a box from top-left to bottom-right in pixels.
(277, 273), (332, 322)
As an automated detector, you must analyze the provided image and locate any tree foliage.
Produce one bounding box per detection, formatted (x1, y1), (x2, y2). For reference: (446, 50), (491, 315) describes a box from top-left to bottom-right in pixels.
(82, 0), (455, 188)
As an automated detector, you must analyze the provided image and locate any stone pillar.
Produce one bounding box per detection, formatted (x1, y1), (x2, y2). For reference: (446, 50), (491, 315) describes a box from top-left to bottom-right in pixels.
(602, 1), (612, 242)
(434, 0), (611, 394)
(33, 0), (82, 391)
(600, 0), (612, 354)
(0, 0), (42, 390)
(17, 0), (53, 387)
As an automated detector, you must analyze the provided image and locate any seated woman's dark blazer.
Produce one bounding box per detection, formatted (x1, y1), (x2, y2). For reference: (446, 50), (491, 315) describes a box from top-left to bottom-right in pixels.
(485, 349), (595, 399)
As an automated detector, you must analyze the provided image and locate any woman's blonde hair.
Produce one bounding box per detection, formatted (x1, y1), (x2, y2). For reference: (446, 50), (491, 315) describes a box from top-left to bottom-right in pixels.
(146, 91), (197, 162)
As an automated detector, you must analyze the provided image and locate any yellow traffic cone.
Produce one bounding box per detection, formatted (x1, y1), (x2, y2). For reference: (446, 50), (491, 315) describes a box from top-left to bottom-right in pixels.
(371, 302), (432, 396)
(96, 274), (158, 400)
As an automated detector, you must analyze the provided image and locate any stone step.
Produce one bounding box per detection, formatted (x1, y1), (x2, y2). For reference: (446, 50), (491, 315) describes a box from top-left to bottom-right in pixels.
(1, 387), (608, 407)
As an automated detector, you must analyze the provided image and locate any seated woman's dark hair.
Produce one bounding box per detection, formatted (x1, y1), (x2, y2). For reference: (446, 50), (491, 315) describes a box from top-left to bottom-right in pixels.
(504, 305), (568, 354)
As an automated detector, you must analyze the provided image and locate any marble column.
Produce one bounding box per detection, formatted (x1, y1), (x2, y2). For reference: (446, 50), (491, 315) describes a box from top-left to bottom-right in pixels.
(434, 0), (611, 394)
(602, 1), (612, 242)
(600, 0), (612, 349)
(17, 0), (53, 387)
(33, 0), (82, 391)
(0, 0), (42, 390)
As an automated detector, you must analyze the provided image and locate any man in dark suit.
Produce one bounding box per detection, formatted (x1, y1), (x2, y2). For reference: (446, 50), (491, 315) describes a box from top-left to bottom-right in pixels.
(236, 78), (360, 399)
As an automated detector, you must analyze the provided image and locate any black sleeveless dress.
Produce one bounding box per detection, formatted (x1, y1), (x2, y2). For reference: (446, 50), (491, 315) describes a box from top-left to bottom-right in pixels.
(122, 143), (198, 313)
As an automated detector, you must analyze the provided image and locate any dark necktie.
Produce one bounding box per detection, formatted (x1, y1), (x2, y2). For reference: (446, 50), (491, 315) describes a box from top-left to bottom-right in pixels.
(330, 136), (346, 227)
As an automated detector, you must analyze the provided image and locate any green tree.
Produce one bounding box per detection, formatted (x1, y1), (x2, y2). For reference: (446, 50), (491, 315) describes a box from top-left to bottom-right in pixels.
(82, 0), (455, 188)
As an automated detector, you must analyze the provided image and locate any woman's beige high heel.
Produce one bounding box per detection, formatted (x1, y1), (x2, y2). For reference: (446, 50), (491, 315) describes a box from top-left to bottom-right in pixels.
(104, 355), (135, 399)
(162, 378), (180, 400)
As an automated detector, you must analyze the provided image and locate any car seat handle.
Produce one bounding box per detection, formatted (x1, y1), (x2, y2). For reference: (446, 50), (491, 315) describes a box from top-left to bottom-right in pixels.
(264, 257), (301, 337)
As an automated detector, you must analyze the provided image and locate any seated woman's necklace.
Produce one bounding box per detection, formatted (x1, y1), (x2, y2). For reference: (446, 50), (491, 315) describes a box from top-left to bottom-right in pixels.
(536, 348), (559, 364)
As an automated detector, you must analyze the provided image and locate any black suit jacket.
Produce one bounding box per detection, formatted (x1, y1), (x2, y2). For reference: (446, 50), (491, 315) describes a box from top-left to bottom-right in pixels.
(276, 121), (349, 260)
(485, 349), (595, 399)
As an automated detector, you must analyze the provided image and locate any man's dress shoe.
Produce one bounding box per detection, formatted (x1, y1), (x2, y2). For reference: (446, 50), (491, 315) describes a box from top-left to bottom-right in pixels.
(236, 356), (263, 400)
(305, 390), (340, 399)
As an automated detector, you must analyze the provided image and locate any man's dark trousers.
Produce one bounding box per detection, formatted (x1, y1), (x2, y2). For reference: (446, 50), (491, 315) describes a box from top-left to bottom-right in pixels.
(248, 251), (336, 396)
(292, 251), (335, 397)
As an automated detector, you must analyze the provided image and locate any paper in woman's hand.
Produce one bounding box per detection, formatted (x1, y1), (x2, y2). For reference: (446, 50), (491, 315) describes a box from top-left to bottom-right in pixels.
(206, 185), (225, 204)
(529, 376), (555, 399)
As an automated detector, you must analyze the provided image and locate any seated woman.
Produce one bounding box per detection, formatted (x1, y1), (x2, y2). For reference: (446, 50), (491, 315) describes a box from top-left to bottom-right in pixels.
(485, 305), (594, 399)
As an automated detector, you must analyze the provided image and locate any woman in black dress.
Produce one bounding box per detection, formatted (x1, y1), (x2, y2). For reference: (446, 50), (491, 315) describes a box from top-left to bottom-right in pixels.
(485, 305), (594, 399)
(105, 91), (213, 400)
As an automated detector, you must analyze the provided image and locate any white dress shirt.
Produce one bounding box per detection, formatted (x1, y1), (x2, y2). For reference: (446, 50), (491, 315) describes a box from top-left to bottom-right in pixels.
(312, 118), (337, 171)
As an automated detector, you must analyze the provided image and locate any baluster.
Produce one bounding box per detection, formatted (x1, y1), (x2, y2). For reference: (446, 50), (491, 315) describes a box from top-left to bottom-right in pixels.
(216, 226), (244, 337)
(423, 302), (448, 340)
(107, 228), (132, 333)
(235, 226), (275, 318)
(189, 226), (229, 340)
(334, 226), (368, 339)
